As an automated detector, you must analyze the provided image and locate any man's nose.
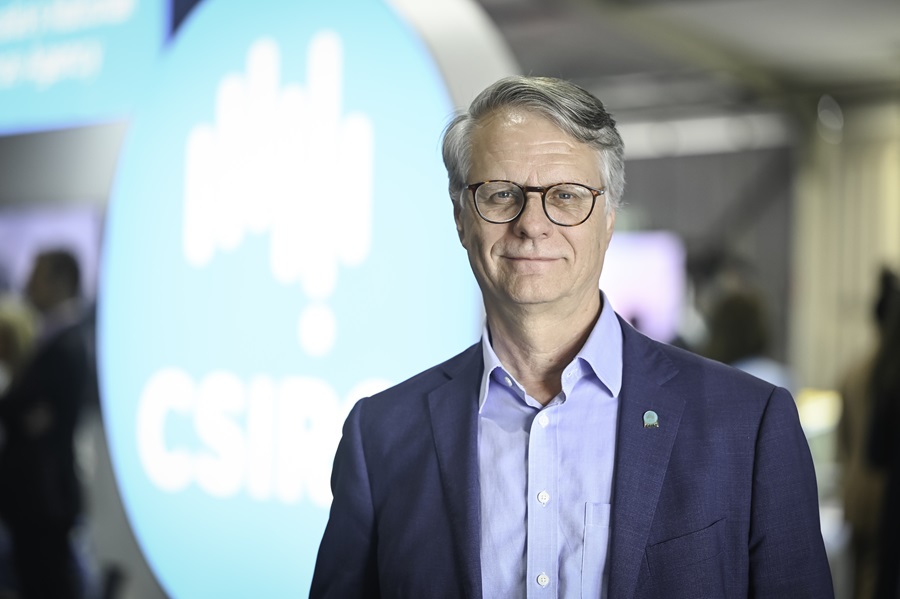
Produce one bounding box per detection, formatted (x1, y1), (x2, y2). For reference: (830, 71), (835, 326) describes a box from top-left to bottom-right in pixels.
(513, 191), (552, 237)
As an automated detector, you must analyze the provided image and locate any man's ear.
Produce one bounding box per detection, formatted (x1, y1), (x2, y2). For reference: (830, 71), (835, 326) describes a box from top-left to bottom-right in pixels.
(600, 208), (616, 252)
(453, 197), (467, 246)
(606, 208), (616, 238)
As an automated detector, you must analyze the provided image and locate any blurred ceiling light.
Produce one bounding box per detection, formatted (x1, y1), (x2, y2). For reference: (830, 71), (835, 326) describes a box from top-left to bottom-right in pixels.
(620, 112), (792, 159)
(816, 94), (844, 144)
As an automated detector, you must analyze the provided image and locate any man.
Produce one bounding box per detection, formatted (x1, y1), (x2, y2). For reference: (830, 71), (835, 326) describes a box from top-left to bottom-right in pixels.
(311, 76), (833, 598)
(0, 249), (93, 599)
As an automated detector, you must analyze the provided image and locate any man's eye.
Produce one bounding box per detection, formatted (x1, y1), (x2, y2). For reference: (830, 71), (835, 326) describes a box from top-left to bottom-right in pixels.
(549, 191), (574, 202)
(490, 190), (517, 202)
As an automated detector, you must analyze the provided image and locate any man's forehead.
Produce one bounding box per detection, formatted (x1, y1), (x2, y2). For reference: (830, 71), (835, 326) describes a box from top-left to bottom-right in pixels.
(466, 107), (603, 186)
(470, 107), (594, 162)
(470, 108), (581, 152)
(474, 107), (556, 134)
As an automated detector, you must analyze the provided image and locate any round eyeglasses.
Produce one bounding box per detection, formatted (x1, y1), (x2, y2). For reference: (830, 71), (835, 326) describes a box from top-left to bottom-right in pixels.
(466, 180), (605, 227)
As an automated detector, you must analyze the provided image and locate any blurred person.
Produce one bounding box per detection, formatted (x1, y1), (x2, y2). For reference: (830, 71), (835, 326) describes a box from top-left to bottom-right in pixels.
(0, 249), (93, 599)
(311, 76), (832, 597)
(0, 297), (37, 596)
(0, 297), (37, 396)
(869, 282), (900, 599)
(837, 268), (898, 599)
(702, 287), (795, 394)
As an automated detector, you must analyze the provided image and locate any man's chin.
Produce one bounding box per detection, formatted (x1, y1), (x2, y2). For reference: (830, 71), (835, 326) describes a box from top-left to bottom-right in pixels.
(495, 284), (562, 308)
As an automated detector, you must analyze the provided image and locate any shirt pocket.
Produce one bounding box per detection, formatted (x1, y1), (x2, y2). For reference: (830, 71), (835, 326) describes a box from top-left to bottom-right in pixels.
(582, 502), (611, 599)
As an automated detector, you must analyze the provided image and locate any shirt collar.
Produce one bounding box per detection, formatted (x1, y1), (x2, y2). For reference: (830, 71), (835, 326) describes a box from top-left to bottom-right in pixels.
(478, 292), (623, 412)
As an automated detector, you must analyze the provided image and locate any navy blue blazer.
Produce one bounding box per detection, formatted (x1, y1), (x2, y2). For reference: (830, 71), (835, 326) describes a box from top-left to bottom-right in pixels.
(311, 318), (834, 598)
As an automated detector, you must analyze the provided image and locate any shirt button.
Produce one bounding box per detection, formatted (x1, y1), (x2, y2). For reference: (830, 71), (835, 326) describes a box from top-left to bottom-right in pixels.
(504, 376), (513, 387)
(537, 490), (550, 506)
(537, 572), (550, 587)
(538, 414), (550, 428)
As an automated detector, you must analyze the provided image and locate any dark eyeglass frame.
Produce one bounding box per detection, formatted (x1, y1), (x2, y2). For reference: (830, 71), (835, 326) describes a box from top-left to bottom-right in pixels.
(466, 180), (606, 227)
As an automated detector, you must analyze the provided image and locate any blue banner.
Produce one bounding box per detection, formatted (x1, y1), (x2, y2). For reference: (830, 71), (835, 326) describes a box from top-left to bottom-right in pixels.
(0, 0), (168, 133)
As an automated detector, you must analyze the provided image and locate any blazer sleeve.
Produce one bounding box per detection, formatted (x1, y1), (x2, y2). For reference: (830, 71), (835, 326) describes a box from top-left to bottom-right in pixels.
(310, 400), (381, 598)
(748, 386), (834, 597)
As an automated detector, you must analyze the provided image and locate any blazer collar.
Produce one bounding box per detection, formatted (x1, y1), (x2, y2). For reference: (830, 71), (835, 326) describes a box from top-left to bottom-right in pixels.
(607, 317), (686, 599)
(427, 344), (484, 599)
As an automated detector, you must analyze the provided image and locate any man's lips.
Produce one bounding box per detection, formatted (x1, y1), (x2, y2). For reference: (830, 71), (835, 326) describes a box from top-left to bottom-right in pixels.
(503, 255), (559, 261)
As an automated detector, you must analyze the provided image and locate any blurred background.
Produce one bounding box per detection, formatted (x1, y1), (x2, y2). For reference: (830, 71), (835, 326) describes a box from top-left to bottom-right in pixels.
(0, 0), (898, 597)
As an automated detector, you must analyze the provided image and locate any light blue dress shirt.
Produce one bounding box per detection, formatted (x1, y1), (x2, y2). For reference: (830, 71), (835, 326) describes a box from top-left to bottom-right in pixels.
(478, 294), (623, 599)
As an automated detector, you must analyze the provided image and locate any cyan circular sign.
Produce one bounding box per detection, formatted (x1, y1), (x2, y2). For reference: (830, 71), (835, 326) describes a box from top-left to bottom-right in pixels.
(99, 0), (480, 595)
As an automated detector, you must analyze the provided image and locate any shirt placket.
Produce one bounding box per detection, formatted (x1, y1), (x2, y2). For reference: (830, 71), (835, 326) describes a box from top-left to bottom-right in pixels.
(526, 404), (559, 598)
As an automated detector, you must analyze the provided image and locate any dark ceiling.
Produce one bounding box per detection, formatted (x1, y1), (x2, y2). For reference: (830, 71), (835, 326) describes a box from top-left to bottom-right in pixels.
(474, 0), (900, 121)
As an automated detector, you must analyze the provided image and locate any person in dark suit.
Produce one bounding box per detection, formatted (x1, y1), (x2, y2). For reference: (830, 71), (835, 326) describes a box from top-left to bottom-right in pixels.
(837, 268), (898, 599)
(310, 76), (833, 598)
(869, 287), (900, 599)
(0, 249), (93, 599)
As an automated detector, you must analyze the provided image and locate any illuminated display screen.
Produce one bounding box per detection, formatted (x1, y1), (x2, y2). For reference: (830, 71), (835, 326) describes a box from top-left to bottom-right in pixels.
(601, 231), (686, 344)
(98, 0), (480, 596)
(0, 0), (167, 134)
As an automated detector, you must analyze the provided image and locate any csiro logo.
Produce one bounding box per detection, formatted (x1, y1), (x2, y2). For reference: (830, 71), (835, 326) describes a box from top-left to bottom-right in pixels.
(182, 33), (373, 357)
(134, 32), (385, 508)
(136, 32), (383, 507)
(99, 0), (478, 595)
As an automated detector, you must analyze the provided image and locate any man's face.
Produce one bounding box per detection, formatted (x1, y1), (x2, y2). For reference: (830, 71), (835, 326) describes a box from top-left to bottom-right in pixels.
(454, 108), (615, 314)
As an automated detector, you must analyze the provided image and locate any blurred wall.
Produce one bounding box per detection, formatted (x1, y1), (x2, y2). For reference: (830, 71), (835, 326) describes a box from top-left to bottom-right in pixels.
(791, 98), (900, 389)
(0, 124), (126, 209)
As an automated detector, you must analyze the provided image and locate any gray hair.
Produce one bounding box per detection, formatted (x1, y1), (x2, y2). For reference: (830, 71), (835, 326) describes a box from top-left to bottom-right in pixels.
(441, 76), (625, 212)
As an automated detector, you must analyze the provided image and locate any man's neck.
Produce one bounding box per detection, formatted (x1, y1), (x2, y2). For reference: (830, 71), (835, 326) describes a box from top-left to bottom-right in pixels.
(485, 294), (602, 405)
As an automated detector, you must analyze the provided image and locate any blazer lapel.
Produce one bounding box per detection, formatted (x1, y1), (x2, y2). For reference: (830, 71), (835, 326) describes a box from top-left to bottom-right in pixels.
(427, 345), (484, 599)
(607, 322), (685, 599)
